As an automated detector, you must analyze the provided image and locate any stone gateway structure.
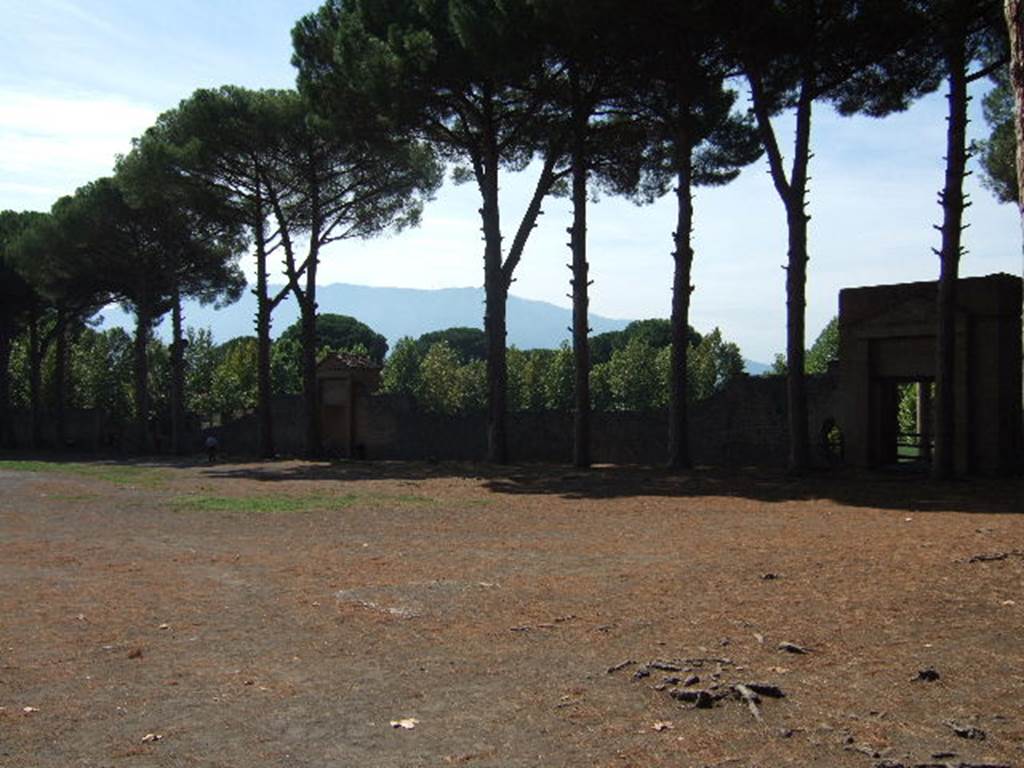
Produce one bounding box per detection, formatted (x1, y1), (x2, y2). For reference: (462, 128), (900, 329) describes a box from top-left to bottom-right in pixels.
(838, 273), (1022, 476)
(316, 353), (382, 458)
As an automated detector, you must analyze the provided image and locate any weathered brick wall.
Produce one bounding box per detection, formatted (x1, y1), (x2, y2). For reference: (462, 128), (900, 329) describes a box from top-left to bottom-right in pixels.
(213, 396), (306, 456)
(357, 373), (840, 467)
(3, 374), (841, 467)
(5, 408), (113, 452)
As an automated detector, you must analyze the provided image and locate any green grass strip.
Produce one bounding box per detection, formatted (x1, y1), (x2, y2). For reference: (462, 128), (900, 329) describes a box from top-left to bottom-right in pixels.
(0, 460), (166, 486)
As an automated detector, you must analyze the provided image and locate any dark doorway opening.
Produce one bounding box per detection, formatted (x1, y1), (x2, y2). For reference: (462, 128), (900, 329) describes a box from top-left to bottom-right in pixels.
(877, 378), (933, 470)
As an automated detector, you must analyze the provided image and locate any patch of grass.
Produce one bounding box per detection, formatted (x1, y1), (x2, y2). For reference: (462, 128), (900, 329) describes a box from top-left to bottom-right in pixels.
(0, 460), (166, 487)
(172, 494), (355, 513)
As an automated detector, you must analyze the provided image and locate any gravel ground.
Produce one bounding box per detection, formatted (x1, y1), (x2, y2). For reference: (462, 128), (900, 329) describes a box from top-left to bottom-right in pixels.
(0, 458), (1021, 768)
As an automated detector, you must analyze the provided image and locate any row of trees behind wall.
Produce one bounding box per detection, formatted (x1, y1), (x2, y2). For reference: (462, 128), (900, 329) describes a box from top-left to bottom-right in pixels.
(0, 1), (1018, 478)
(4, 316), (810, 427)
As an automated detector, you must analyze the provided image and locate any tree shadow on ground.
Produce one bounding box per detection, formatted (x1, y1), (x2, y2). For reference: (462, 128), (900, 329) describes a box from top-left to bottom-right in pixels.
(194, 458), (1023, 515)
(2, 452), (1019, 515)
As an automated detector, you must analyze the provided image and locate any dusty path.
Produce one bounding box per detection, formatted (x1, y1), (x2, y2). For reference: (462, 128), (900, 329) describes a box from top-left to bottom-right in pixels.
(0, 458), (1021, 767)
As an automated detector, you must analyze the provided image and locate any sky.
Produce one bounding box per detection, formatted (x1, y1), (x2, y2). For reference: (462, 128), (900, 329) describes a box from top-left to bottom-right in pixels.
(1, 0), (1021, 363)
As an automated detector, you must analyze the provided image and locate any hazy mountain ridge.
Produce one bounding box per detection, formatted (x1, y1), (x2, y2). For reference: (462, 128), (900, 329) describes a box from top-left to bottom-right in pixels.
(93, 282), (769, 373)
(94, 283), (631, 349)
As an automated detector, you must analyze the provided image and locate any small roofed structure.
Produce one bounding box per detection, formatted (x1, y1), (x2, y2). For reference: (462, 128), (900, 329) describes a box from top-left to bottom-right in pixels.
(316, 352), (382, 458)
(838, 273), (1022, 476)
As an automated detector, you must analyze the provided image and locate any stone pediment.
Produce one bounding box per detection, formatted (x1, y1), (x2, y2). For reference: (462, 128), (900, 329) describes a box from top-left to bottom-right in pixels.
(864, 296), (933, 327)
(852, 296), (949, 339)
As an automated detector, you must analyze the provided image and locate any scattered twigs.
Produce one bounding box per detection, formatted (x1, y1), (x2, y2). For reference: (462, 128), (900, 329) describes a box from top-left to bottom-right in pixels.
(964, 550), (1024, 564)
(606, 659), (635, 674)
(733, 684), (762, 721)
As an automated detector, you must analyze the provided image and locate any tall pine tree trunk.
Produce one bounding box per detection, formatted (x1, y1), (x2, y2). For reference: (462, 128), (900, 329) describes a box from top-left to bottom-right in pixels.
(785, 201), (810, 473)
(480, 107), (509, 464)
(253, 210), (276, 459)
(133, 309), (151, 454)
(474, 90), (560, 464)
(1005, 0), (1024, 472)
(28, 312), (42, 450)
(569, 67), (591, 469)
(484, 260), (509, 464)
(54, 309), (68, 449)
(170, 290), (186, 455)
(748, 68), (813, 474)
(668, 124), (695, 470)
(785, 86), (813, 475)
(301, 244), (321, 460)
(932, 36), (969, 481)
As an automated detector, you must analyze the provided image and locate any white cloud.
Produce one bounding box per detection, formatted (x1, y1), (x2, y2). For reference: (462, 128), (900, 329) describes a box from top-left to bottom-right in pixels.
(0, 88), (158, 210)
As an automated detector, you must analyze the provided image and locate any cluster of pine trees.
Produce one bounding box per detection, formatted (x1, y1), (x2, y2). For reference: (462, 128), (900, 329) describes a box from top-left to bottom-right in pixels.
(0, 313), (749, 439)
(381, 320), (745, 414)
(0, 1), (1017, 477)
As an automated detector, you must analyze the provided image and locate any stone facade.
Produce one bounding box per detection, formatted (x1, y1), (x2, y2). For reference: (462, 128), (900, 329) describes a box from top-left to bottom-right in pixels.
(838, 273), (1022, 476)
(316, 353), (382, 458)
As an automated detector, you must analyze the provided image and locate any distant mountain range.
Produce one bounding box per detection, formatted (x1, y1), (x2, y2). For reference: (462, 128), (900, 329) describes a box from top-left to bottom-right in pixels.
(93, 282), (770, 374)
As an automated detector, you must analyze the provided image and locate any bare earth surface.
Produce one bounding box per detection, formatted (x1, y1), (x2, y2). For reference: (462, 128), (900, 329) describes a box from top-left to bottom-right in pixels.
(0, 457), (1022, 768)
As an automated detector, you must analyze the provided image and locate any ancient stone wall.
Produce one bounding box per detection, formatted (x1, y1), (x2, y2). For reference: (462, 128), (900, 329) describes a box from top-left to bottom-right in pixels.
(3, 374), (841, 467)
(350, 373), (840, 467)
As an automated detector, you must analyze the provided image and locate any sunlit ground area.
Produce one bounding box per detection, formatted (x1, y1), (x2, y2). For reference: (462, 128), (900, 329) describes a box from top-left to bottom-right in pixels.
(1, 458), (1022, 767)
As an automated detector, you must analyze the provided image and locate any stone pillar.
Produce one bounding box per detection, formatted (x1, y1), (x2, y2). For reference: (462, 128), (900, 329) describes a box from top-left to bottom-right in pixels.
(917, 381), (932, 462)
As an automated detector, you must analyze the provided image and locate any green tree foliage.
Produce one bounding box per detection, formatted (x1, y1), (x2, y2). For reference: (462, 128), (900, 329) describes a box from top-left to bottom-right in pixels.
(0, 211), (46, 446)
(591, 320), (696, 365)
(604, 337), (664, 411)
(734, 0), (942, 473)
(271, 333), (303, 396)
(44, 176), (237, 451)
(825, 0), (1005, 479)
(769, 354), (789, 376)
(587, 329), (742, 412)
(767, 316), (839, 375)
(883, 0), (1004, 480)
(506, 346), (530, 413)
(279, 314), (388, 364)
(506, 347), (556, 411)
(975, 70), (1017, 203)
(70, 328), (135, 424)
(414, 327), (487, 362)
(117, 131), (248, 453)
(614, 0), (762, 467)
(805, 316), (839, 374)
(146, 86), (303, 458)
(380, 337), (423, 397)
(272, 314), (386, 395)
(417, 341), (466, 415)
(24, 324), (170, 436)
(9, 205), (115, 447)
(897, 383), (919, 436)
(530, 0), (652, 467)
(541, 342), (574, 411)
(294, 0), (569, 463)
(1004, 1), (1024, 213)
(687, 329), (743, 401)
(457, 360), (488, 413)
(209, 336), (259, 419)
(182, 328), (220, 420)
(267, 90), (440, 458)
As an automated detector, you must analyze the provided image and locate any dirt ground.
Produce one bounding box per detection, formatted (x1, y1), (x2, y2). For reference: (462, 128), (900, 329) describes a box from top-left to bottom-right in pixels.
(0, 457), (1022, 768)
